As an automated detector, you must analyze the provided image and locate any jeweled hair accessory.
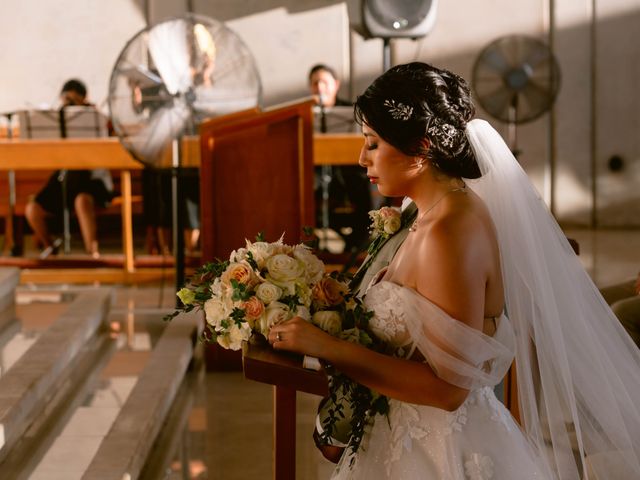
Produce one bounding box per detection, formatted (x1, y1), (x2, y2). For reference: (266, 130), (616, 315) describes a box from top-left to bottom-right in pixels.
(427, 122), (459, 148)
(383, 99), (413, 121)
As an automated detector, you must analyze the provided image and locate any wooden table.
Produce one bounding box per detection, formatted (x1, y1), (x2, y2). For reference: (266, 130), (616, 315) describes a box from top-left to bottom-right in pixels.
(242, 341), (328, 480)
(0, 134), (361, 273)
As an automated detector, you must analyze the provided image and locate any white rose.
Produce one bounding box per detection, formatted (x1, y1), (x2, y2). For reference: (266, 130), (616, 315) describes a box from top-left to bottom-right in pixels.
(259, 301), (291, 337)
(246, 241), (274, 269)
(230, 247), (248, 263)
(216, 321), (251, 351)
(295, 282), (312, 307)
(255, 282), (282, 304)
(271, 280), (296, 296)
(204, 297), (228, 329)
(312, 310), (343, 336)
(229, 322), (252, 349)
(266, 254), (305, 283)
(210, 277), (223, 297)
(383, 216), (401, 235)
(293, 245), (325, 284)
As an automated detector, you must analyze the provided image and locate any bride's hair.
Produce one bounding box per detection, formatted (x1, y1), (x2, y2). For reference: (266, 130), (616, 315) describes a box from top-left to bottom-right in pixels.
(354, 62), (481, 179)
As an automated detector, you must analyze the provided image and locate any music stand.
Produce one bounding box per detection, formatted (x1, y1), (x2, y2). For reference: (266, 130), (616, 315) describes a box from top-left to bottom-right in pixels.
(16, 107), (108, 253)
(313, 105), (359, 252)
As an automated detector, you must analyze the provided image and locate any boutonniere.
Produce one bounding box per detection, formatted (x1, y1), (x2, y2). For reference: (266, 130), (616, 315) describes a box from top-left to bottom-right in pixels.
(369, 207), (402, 239)
(367, 207), (402, 255)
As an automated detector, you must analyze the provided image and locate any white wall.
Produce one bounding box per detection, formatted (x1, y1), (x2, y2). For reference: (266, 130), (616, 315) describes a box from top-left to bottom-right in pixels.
(1, 0), (638, 226)
(0, 0), (146, 112)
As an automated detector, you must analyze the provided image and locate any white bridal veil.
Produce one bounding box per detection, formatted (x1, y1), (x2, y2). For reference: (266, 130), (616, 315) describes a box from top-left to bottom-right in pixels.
(465, 119), (640, 479)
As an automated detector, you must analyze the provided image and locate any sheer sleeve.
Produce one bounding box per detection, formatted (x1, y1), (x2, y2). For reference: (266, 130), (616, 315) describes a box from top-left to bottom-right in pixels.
(366, 282), (515, 390)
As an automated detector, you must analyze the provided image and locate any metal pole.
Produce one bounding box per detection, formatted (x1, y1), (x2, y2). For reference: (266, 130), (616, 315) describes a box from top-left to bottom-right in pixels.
(545, 0), (557, 215)
(172, 138), (186, 306)
(383, 38), (391, 72)
(5, 113), (20, 256)
(589, 0), (598, 228)
(319, 104), (331, 250)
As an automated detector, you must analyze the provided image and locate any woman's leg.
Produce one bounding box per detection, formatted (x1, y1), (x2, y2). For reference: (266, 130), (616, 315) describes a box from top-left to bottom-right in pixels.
(25, 200), (53, 249)
(74, 193), (99, 257)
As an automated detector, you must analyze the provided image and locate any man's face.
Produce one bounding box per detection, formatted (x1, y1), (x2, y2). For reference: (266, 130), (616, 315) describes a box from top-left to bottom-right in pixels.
(60, 89), (86, 106)
(309, 69), (340, 107)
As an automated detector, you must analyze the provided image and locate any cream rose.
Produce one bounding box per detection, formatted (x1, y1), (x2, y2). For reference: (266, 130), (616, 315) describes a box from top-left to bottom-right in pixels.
(266, 254), (304, 283)
(204, 297), (228, 329)
(217, 322), (252, 350)
(229, 247), (248, 263)
(258, 301), (291, 337)
(312, 310), (342, 336)
(312, 277), (349, 308)
(293, 245), (325, 284)
(221, 262), (257, 287)
(246, 241), (274, 269)
(369, 207), (401, 237)
(255, 282), (282, 304)
(383, 216), (402, 235)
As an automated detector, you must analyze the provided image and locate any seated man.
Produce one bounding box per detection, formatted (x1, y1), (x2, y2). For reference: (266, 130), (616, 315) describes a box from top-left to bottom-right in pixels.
(25, 79), (114, 258)
(309, 64), (372, 253)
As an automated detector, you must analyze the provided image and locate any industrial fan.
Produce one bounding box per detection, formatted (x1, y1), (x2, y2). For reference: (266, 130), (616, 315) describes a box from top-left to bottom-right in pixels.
(472, 34), (560, 156)
(108, 13), (262, 293)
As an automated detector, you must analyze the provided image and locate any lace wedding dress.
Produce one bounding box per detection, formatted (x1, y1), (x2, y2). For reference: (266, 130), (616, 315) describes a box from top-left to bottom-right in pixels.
(331, 281), (549, 479)
(332, 119), (640, 479)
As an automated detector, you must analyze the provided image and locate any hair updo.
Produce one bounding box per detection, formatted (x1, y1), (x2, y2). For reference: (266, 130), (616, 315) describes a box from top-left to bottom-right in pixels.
(354, 62), (480, 179)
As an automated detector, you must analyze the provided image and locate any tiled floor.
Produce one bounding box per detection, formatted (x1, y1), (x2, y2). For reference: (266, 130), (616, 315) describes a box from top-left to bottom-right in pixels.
(3, 227), (639, 479)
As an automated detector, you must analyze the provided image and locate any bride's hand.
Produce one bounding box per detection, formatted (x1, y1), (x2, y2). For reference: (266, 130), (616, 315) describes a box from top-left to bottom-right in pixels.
(268, 317), (336, 358)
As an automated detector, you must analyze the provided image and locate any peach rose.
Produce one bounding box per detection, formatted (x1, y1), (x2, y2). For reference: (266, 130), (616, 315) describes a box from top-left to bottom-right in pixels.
(221, 262), (257, 287)
(242, 296), (265, 327)
(313, 277), (349, 308)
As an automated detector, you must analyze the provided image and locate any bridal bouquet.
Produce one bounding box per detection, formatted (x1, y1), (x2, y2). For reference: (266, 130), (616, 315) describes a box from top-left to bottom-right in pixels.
(165, 233), (389, 455)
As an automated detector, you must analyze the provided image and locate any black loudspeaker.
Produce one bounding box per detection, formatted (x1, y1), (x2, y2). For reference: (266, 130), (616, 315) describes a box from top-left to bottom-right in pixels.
(348, 0), (438, 39)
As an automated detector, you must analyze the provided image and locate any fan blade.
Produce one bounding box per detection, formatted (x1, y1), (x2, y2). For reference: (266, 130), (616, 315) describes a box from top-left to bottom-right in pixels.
(127, 102), (190, 163)
(189, 24), (261, 117)
(521, 46), (552, 71)
(518, 80), (554, 121)
(116, 65), (163, 87)
(192, 87), (260, 117)
(479, 86), (516, 121)
(148, 19), (193, 95)
(479, 48), (511, 76)
(493, 38), (520, 70)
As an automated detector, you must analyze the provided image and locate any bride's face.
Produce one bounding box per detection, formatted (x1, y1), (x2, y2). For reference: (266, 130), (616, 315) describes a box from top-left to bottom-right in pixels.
(359, 123), (420, 197)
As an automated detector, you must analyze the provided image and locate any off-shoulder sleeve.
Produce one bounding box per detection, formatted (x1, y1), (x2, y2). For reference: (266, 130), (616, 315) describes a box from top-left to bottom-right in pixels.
(373, 282), (516, 389)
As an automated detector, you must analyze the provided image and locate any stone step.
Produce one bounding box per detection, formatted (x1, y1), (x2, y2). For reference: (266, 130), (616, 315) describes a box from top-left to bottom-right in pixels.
(0, 289), (112, 460)
(0, 268), (19, 313)
(81, 310), (200, 480)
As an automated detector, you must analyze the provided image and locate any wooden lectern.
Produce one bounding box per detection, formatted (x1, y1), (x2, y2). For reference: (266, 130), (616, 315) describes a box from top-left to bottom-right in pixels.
(199, 100), (315, 370)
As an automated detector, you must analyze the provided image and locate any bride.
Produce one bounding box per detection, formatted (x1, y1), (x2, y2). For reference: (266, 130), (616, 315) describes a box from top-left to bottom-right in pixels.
(268, 62), (640, 479)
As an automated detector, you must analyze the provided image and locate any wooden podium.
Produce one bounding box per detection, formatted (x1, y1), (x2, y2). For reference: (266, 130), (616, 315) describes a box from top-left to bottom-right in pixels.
(199, 101), (315, 370)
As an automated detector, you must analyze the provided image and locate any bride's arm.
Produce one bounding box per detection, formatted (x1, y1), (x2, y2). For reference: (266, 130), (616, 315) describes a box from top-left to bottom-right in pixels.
(273, 321), (469, 411)
(271, 213), (493, 411)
